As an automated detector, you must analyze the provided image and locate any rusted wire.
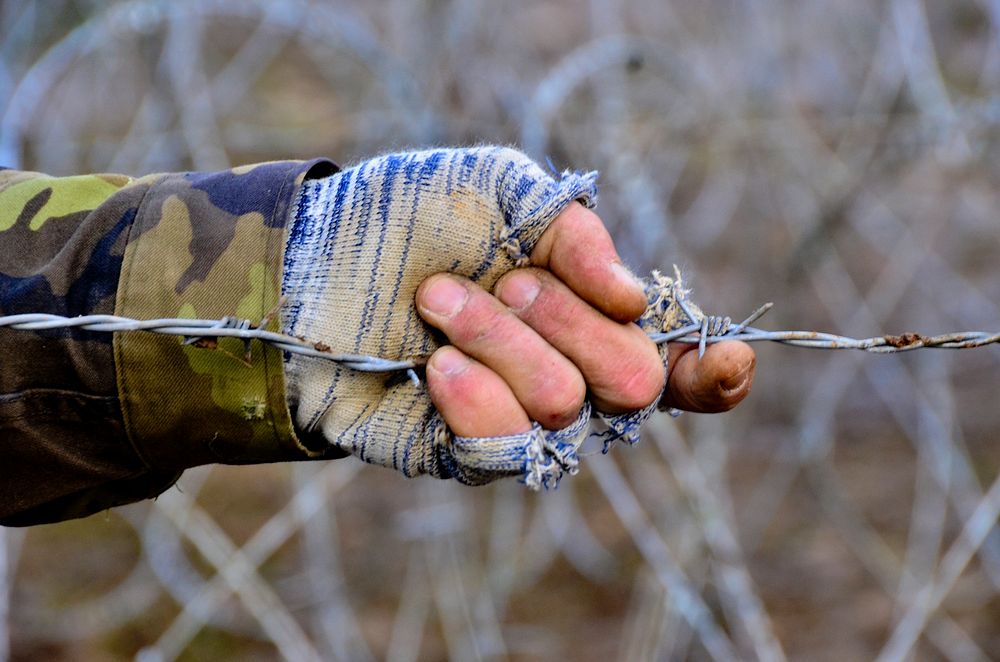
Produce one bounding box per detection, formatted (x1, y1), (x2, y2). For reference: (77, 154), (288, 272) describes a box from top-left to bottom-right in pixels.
(650, 302), (1000, 354)
(2, 296), (996, 382)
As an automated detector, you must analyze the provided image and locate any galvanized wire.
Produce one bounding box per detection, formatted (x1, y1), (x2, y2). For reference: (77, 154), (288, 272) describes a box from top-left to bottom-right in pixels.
(2, 298), (996, 384)
(0, 313), (421, 373)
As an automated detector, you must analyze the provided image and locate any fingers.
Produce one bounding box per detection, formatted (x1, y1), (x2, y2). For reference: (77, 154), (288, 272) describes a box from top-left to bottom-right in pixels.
(660, 340), (756, 413)
(418, 269), (756, 441)
(426, 346), (532, 437)
(494, 268), (665, 414)
(530, 202), (648, 323)
(416, 274), (586, 430)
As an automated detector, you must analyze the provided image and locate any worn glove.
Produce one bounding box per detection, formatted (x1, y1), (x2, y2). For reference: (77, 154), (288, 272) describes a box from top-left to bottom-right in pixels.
(281, 146), (668, 487)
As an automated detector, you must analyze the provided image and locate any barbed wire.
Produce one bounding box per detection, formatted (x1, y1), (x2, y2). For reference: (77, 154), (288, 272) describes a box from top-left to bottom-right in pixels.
(0, 312), (420, 372)
(2, 292), (997, 384)
(653, 300), (1000, 354)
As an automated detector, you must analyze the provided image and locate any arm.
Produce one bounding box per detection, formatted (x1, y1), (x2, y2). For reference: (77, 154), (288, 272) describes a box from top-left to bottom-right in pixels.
(0, 160), (339, 526)
(1, 148), (755, 526)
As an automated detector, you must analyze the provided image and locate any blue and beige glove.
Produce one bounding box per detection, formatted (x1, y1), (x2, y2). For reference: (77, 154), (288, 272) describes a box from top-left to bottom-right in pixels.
(281, 147), (676, 487)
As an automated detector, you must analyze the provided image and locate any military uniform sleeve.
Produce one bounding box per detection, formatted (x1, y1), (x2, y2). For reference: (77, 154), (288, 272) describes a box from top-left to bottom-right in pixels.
(0, 160), (341, 527)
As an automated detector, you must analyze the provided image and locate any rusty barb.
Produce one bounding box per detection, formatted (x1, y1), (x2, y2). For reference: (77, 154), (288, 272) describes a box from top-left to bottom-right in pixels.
(653, 303), (1000, 355)
(651, 287), (1000, 357)
(1, 278), (998, 381)
(633, 265), (1000, 358)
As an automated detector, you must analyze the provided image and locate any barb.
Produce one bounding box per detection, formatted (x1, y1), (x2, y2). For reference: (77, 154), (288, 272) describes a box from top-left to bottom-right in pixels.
(646, 269), (1000, 353)
(648, 317), (1000, 353)
(0, 313), (422, 374)
(1, 300), (997, 381)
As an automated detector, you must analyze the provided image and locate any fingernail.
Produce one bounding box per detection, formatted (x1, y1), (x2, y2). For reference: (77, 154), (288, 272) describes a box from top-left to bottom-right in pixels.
(431, 346), (470, 376)
(721, 361), (753, 392)
(497, 271), (540, 310)
(611, 262), (643, 292)
(422, 276), (468, 318)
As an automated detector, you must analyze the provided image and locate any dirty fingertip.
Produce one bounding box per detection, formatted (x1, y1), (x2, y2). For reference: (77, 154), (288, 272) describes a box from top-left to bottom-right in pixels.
(427, 345), (471, 377)
(609, 261), (648, 320)
(426, 346), (533, 438)
(532, 204), (646, 322)
(662, 340), (756, 413)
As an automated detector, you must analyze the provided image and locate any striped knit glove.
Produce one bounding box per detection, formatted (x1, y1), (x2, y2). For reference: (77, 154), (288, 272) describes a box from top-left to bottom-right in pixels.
(281, 147), (664, 487)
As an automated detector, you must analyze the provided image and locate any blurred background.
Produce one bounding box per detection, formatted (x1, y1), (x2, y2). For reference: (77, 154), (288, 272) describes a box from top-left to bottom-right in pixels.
(2, 0), (1000, 659)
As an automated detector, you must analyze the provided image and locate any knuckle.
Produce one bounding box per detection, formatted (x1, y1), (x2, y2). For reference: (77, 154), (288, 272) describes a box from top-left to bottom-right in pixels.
(533, 291), (577, 338)
(610, 349), (666, 411)
(535, 369), (586, 429)
(449, 300), (506, 346)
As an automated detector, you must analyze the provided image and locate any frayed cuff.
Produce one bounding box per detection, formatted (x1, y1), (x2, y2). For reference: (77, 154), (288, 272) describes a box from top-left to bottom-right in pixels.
(429, 402), (592, 489)
(499, 170), (599, 267)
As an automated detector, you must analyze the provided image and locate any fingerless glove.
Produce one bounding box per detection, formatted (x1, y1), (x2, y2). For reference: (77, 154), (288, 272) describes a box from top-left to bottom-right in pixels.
(281, 146), (672, 487)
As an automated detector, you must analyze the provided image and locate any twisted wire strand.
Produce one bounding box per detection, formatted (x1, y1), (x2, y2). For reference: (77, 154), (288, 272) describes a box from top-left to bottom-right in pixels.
(1, 301), (997, 381)
(650, 276), (1000, 355)
(0, 313), (420, 374)
(649, 302), (1000, 353)
(652, 322), (1000, 352)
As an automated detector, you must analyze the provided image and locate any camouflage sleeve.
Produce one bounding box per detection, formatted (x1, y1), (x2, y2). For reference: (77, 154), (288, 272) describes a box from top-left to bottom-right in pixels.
(0, 160), (340, 526)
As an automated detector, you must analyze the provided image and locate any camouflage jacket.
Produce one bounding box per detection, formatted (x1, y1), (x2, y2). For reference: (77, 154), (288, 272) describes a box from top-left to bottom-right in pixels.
(0, 160), (346, 527)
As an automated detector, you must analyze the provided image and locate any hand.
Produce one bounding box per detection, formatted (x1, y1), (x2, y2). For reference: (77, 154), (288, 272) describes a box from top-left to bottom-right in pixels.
(416, 202), (757, 438)
(286, 145), (753, 484)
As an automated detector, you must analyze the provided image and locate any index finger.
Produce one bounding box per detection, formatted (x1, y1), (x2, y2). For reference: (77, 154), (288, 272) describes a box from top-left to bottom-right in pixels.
(529, 202), (647, 323)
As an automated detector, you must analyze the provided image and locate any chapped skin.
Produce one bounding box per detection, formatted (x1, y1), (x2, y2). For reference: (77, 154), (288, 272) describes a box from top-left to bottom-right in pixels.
(418, 202), (756, 439)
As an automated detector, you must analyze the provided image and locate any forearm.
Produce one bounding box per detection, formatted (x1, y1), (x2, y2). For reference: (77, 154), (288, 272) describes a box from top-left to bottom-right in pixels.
(0, 160), (337, 526)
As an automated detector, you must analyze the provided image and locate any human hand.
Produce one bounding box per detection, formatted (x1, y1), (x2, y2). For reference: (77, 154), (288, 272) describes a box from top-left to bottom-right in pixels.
(283, 146), (754, 487)
(416, 202), (756, 439)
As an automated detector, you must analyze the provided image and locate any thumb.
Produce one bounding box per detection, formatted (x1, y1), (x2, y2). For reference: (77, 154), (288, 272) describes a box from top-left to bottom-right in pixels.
(660, 340), (756, 413)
